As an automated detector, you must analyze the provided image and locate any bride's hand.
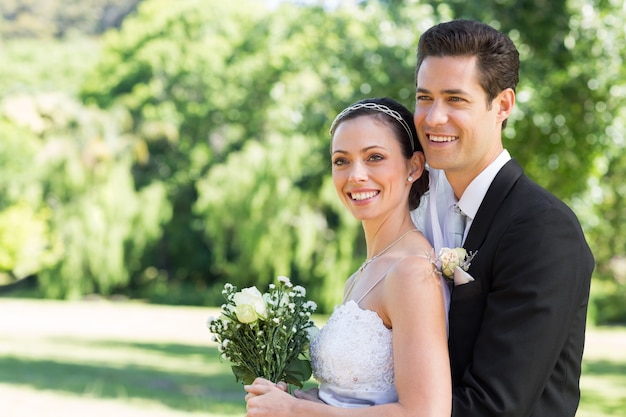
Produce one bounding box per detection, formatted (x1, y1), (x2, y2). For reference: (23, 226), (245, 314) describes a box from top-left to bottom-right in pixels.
(243, 377), (275, 401)
(294, 387), (323, 403)
(244, 378), (295, 417)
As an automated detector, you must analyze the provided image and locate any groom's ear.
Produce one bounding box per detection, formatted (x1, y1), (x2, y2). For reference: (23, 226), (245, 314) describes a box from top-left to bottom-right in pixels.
(495, 88), (515, 123)
(409, 151), (426, 178)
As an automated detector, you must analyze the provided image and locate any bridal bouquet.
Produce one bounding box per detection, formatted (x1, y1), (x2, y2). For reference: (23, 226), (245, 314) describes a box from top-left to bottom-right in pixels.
(207, 276), (318, 387)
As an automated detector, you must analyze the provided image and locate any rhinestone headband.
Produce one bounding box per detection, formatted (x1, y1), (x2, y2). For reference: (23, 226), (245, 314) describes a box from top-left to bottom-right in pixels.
(329, 102), (415, 152)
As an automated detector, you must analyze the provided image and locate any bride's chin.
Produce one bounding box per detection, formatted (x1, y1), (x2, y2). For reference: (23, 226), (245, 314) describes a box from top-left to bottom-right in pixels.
(350, 211), (374, 222)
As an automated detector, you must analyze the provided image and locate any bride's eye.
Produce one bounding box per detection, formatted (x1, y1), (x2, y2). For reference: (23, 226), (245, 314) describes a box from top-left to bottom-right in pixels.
(368, 154), (384, 162)
(332, 157), (348, 166)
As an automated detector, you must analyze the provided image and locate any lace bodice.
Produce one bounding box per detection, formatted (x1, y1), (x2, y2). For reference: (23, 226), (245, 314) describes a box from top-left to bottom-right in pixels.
(309, 300), (397, 407)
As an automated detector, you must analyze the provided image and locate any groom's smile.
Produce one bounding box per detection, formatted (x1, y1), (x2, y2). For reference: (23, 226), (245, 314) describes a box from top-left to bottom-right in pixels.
(428, 134), (459, 143)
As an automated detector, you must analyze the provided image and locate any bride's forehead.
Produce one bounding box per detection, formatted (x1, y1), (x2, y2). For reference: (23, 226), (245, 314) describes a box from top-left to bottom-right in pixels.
(332, 117), (397, 144)
(331, 136), (399, 157)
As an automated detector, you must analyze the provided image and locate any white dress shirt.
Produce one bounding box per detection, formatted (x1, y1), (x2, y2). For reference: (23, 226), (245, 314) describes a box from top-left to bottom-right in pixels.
(457, 149), (512, 243)
(410, 150), (512, 325)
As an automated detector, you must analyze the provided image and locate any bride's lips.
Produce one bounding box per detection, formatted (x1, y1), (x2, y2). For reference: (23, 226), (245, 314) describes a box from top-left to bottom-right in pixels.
(348, 190), (380, 202)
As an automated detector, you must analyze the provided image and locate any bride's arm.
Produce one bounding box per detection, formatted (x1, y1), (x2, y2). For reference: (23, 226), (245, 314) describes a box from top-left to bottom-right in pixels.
(244, 256), (451, 417)
(381, 255), (452, 417)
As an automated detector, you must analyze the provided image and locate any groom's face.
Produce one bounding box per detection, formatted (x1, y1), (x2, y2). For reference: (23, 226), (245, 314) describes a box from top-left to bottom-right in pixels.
(414, 55), (505, 182)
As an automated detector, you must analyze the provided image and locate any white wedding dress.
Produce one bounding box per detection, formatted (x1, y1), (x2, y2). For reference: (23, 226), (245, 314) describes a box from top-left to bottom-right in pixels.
(309, 257), (423, 407)
(309, 299), (397, 407)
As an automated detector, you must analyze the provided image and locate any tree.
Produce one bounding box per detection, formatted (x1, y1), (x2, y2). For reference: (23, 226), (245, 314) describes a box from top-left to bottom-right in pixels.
(80, 0), (433, 309)
(0, 92), (170, 298)
(77, 0), (626, 317)
(0, 118), (60, 290)
(0, 0), (141, 38)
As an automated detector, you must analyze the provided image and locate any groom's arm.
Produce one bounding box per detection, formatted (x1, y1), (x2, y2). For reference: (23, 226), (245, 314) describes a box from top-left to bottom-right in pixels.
(452, 200), (593, 416)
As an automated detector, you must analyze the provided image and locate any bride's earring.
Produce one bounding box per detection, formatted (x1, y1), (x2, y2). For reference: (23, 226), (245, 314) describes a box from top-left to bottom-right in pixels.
(407, 176), (413, 182)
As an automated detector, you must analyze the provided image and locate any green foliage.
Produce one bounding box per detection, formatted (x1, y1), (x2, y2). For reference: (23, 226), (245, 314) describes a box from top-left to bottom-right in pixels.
(0, 117), (42, 205)
(0, 116), (58, 282)
(0, 0), (141, 38)
(78, 0), (626, 316)
(208, 278), (316, 387)
(0, 92), (170, 298)
(0, 38), (101, 96)
(81, 0), (422, 308)
(194, 134), (358, 310)
(561, 0), (626, 322)
(0, 0), (624, 319)
(0, 203), (60, 279)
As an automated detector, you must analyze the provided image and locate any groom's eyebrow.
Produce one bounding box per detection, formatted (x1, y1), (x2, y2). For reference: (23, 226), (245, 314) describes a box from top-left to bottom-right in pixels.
(417, 87), (469, 96)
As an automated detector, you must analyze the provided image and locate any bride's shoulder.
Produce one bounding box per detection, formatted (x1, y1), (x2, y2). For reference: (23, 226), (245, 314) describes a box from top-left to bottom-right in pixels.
(381, 254), (444, 319)
(389, 246), (435, 279)
(385, 251), (439, 291)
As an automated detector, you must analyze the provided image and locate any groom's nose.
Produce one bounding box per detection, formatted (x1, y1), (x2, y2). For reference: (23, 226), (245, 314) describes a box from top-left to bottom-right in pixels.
(424, 101), (449, 126)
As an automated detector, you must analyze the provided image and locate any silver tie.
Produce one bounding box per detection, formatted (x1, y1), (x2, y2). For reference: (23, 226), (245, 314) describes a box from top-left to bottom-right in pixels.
(451, 204), (466, 247)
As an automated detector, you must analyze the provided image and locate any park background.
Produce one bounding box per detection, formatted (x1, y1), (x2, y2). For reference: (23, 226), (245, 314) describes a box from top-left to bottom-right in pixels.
(0, 0), (624, 416)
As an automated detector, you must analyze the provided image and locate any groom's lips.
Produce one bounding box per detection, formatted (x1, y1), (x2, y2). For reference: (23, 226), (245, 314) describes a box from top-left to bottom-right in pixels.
(428, 134), (459, 143)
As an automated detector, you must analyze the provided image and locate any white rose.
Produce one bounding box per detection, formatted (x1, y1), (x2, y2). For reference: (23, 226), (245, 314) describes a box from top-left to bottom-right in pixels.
(453, 247), (467, 260)
(439, 247), (462, 278)
(233, 286), (267, 323)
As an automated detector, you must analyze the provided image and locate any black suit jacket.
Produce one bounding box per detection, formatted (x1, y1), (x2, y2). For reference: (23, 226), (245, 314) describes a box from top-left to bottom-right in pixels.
(449, 159), (594, 417)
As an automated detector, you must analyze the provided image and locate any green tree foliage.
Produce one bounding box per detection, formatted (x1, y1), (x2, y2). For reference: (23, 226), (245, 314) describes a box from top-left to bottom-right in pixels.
(0, 92), (170, 298)
(194, 135), (361, 309)
(0, 37), (101, 96)
(2, 0), (624, 319)
(80, 0), (434, 309)
(566, 0), (626, 322)
(0, 0), (141, 38)
(76, 0), (625, 316)
(0, 118), (60, 283)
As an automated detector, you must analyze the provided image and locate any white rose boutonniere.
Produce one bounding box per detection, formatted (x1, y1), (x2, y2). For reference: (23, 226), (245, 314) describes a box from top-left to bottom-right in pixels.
(435, 247), (476, 280)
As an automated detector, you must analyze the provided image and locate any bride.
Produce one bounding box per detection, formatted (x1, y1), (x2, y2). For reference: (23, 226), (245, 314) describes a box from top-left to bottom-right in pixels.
(244, 97), (451, 417)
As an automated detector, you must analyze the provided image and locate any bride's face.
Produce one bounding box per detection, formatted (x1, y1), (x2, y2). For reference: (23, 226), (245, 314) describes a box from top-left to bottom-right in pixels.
(330, 115), (413, 221)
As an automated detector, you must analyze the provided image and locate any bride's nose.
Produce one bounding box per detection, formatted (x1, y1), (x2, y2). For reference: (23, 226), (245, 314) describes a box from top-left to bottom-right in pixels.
(348, 161), (368, 183)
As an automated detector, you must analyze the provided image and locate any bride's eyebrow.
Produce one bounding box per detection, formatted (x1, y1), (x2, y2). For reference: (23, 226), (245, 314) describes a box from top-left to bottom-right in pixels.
(331, 145), (386, 156)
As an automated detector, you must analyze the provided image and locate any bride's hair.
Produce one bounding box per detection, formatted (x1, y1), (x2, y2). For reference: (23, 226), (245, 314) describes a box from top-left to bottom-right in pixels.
(329, 97), (428, 210)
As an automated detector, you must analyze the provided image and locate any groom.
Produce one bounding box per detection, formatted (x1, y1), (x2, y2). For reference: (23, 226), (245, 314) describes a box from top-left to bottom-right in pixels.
(412, 20), (594, 416)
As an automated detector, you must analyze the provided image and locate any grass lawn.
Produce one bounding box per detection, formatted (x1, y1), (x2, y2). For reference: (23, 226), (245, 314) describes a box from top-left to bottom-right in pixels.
(0, 298), (624, 417)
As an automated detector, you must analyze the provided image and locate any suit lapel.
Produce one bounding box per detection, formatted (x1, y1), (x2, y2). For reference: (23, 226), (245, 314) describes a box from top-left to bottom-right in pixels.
(463, 159), (523, 253)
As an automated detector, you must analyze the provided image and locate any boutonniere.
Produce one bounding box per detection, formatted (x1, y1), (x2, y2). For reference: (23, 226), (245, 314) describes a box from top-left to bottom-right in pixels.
(434, 247), (476, 280)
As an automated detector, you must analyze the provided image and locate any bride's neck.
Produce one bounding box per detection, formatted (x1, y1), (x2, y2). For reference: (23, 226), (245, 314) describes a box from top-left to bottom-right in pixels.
(362, 217), (415, 258)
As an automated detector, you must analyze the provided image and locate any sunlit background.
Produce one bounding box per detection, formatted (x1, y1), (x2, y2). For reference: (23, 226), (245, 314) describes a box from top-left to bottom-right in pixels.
(0, 0), (625, 416)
